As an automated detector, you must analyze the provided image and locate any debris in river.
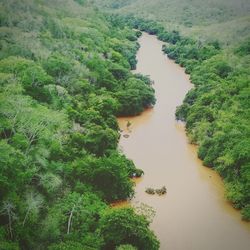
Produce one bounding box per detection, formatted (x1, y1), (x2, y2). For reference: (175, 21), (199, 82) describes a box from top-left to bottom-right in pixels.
(145, 188), (155, 195)
(123, 134), (130, 138)
(155, 186), (167, 195)
(145, 186), (167, 196)
(126, 120), (132, 133)
(127, 120), (132, 129)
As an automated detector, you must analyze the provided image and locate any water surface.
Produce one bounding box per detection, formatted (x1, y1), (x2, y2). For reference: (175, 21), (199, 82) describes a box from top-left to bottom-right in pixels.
(118, 33), (250, 250)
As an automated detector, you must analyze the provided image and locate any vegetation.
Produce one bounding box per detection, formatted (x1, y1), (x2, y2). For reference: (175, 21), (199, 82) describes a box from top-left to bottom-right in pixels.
(93, 0), (250, 45)
(0, 0), (159, 249)
(145, 187), (167, 196)
(167, 35), (250, 220)
(99, 208), (159, 250)
(99, 14), (250, 220)
(1, 0), (249, 248)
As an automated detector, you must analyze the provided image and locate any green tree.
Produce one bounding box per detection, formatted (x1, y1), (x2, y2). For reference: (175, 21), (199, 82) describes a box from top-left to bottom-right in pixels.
(116, 244), (137, 250)
(84, 125), (119, 156)
(99, 208), (159, 250)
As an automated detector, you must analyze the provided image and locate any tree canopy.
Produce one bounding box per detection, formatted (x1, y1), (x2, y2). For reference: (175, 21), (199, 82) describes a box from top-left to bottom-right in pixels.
(0, 0), (158, 249)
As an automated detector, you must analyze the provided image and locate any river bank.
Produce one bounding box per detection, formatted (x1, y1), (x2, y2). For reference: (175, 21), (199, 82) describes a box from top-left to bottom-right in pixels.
(118, 33), (250, 250)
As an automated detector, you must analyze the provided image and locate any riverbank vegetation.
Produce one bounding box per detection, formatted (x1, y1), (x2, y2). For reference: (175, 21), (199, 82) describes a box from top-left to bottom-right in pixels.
(0, 0), (158, 249)
(106, 15), (250, 221)
(172, 39), (250, 221)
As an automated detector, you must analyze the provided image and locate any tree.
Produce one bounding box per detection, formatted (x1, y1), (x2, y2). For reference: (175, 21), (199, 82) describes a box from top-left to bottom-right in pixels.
(99, 208), (159, 250)
(48, 241), (94, 250)
(0, 141), (27, 197)
(69, 153), (135, 201)
(43, 53), (72, 78)
(116, 245), (137, 250)
(0, 201), (16, 239)
(0, 56), (52, 101)
(84, 125), (119, 156)
(22, 192), (44, 226)
(41, 192), (106, 247)
(88, 93), (120, 118)
(116, 77), (155, 116)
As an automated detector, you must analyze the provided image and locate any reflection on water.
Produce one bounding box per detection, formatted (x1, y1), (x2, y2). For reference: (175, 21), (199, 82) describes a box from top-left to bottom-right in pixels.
(118, 33), (250, 250)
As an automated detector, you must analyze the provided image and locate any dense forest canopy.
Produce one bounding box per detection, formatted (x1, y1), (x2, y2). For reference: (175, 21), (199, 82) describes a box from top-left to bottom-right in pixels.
(0, 0), (249, 249)
(0, 0), (158, 249)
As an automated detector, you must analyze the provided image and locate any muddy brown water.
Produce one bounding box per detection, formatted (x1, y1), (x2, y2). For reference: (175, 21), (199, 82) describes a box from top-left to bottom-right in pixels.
(117, 33), (250, 250)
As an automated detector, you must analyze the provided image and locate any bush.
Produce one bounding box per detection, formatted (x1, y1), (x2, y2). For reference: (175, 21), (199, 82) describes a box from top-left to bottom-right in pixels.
(99, 208), (159, 250)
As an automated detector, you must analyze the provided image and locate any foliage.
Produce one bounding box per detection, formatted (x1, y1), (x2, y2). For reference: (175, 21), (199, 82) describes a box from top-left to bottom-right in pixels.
(158, 21), (250, 219)
(106, 13), (250, 220)
(93, 0), (250, 45)
(99, 208), (159, 250)
(234, 39), (250, 56)
(67, 153), (135, 201)
(116, 244), (137, 250)
(0, 0), (158, 249)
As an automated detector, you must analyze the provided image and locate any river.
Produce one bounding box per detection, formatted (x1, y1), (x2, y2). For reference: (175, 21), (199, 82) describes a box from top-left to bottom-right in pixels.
(117, 33), (250, 250)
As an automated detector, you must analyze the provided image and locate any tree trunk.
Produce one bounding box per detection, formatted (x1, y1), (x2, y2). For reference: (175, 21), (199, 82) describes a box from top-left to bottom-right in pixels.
(67, 204), (76, 234)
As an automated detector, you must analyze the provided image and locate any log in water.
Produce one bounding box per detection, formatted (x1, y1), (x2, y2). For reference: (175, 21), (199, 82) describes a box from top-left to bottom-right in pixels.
(118, 33), (250, 250)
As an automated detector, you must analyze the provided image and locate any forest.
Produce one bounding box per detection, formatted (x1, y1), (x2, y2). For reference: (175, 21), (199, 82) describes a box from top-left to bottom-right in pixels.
(0, 0), (158, 249)
(93, 0), (250, 46)
(1, 0), (249, 249)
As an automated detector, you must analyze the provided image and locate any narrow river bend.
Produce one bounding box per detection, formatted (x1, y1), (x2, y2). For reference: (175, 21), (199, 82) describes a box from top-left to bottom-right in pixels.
(118, 33), (250, 250)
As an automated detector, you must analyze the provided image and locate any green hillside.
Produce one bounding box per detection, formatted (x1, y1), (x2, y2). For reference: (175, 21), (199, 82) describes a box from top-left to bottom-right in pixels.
(93, 0), (250, 45)
(0, 0), (159, 249)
